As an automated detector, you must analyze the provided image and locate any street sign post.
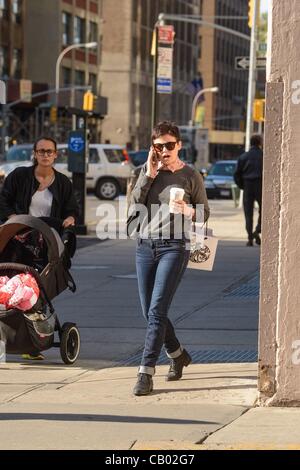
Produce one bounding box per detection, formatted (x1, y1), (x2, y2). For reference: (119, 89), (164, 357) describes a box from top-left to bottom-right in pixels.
(156, 25), (174, 95)
(20, 79), (32, 103)
(68, 129), (88, 234)
(157, 46), (173, 94)
(235, 56), (266, 70)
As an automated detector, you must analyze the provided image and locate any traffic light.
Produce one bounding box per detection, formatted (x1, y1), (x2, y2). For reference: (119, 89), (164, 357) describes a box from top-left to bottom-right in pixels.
(248, 0), (254, 28)
(253, 99), (265, 122)
(248, 0), (260, 28)
(50, 106), (57, 123)
(83, 90), (94, 111)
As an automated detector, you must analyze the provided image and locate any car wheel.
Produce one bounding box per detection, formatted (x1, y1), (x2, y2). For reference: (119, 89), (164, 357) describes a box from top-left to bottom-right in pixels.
(95, 178), (120, 200)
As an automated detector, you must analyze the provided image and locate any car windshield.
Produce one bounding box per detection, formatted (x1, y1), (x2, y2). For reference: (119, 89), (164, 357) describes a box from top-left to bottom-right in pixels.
(104, 149), (125, 163)
(208, 162), (236, 176)
(5, 146), (32, 162)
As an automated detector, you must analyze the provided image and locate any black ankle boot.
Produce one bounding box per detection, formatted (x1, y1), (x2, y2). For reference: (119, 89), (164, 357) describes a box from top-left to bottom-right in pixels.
(253, 231), (261, 245)
(166, 349), (192, 381)
(133, 373), (153, 396)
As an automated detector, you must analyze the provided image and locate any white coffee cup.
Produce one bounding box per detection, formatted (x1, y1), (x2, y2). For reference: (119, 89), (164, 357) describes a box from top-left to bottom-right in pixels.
(169, 187), (185, 214)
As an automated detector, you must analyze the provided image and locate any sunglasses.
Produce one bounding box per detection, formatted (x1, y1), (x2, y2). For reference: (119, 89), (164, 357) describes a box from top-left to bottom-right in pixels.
(35, 149), (56, 157)
(153, 141), (177, 152)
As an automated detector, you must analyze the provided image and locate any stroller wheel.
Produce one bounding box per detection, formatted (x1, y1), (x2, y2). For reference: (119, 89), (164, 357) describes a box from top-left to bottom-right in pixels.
(60, 323), (80, 364)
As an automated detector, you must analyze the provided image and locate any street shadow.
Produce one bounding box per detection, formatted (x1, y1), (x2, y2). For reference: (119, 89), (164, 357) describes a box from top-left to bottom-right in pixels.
(176, 375), (257, 382)
(0, 412), (219, 425)
(158, 384), (257, 393)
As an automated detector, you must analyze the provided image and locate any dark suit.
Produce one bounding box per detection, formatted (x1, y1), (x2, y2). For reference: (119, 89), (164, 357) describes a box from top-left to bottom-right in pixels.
(234, 146), (263, 241)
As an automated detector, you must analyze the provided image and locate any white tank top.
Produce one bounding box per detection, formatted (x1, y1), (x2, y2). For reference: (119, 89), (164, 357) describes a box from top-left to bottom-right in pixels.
(29, 189), (53, 217)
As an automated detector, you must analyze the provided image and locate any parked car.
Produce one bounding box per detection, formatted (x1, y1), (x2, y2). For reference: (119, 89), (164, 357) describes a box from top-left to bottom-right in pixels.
(0, 143), (133, 200)
(0, 146), (33, 192)
(204, 160), (237, 199)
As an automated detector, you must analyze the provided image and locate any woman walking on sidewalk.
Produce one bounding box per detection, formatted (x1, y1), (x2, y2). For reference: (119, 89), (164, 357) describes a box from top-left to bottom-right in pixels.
(0, 136), (78, 360)
(127, 121), (209, 396)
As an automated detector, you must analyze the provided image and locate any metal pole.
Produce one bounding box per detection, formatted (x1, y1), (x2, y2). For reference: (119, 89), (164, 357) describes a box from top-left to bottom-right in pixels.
(190, 90), (204, 127)
(0, 81), (7, 158)
(245, 0), (259, 151)
(1, 105), (7, 158)
(151, 26), (158, 131)
(34, 107), (39, 140)
(7, 86), (91, 110)
(190, 87), (219, 126)
(158, 13), (251, 42)
(55, 42), (97, 137)
(71, 88), (77, 131)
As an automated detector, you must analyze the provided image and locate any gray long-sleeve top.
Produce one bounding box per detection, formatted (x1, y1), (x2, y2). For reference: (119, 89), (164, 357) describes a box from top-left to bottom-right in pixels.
(127, 164), (210, 239)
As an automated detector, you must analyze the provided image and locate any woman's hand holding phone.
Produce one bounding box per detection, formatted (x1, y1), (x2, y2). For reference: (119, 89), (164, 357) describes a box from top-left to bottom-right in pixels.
(146, 146), (160, 178)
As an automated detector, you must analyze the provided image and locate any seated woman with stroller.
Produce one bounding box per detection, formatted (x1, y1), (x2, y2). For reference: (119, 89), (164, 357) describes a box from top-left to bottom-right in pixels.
(0, 136), (78, 360)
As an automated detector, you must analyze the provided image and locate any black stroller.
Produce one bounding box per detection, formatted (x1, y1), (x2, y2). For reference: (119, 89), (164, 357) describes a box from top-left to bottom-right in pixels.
(0, 215), (80, 364)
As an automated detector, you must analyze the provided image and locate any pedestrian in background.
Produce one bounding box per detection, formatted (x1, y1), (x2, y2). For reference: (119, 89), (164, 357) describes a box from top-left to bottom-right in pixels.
(234, 134), (263, 246)
(127, 121), (209, 396)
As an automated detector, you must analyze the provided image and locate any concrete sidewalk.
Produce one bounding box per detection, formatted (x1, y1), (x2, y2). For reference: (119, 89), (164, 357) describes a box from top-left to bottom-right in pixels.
(1, 201), (298, 450)
(1, 362), (300, 450)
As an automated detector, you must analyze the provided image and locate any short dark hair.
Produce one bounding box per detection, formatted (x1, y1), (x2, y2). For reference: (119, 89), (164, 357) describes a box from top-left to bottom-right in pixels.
(152, 121), (181, 142)
(250, 134), (263, 147)
(32, 137), (57, 166)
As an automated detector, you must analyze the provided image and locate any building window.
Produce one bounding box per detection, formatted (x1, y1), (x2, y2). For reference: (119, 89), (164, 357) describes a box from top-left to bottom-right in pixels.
(0, 0), (9, 19)
(89, 21), (98, 43)
(62, 66), (72, 86)
(0, 46), (9, 77)
(12, 0), (22, 23)
(89, 73), (97, 93)
(12, 48), (22, 78)
(74, 16), (85, 44)
(62, 12), (72, 45)
(75, 70), (85, 86)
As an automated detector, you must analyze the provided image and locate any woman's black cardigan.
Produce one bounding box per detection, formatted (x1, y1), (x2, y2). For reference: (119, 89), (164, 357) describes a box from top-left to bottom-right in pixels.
(0, 166), (79, 222)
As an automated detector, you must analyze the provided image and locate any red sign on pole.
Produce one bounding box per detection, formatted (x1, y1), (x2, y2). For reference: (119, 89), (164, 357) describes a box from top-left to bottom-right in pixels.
(158, 25), (175, 44)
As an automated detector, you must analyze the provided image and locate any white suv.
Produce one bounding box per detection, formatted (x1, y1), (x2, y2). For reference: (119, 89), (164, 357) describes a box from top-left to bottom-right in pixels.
(0, 143), (133, 200)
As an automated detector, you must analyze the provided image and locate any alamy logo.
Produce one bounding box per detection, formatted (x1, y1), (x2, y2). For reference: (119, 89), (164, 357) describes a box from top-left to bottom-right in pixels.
(0, 80), (6, 104)
(0, 340), (6, 363)
(291, 80), (300, 105)
(291, 340), (300, 365)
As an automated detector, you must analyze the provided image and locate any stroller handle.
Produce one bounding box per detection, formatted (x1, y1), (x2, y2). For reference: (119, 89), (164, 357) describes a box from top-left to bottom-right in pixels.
(0, 262), (55, 314)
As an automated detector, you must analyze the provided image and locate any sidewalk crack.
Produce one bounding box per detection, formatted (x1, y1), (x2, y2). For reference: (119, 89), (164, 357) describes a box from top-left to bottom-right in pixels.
(195, 407), (251, 444)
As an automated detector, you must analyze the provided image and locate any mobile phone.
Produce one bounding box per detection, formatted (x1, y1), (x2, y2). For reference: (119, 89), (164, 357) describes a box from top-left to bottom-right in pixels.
(151, 147), (159, 164)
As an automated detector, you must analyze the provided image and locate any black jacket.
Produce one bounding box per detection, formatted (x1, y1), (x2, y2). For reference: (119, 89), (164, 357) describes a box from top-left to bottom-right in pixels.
(234, 146), (263, 189)
(0, 166), (79, 222)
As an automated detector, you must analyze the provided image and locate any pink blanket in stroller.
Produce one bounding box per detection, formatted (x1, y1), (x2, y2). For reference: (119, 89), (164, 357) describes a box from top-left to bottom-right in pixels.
(0, 274), (40, 312)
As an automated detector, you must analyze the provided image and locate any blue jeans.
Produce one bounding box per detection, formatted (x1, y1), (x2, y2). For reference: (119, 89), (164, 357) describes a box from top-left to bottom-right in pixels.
(136, 238), (190, 375)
